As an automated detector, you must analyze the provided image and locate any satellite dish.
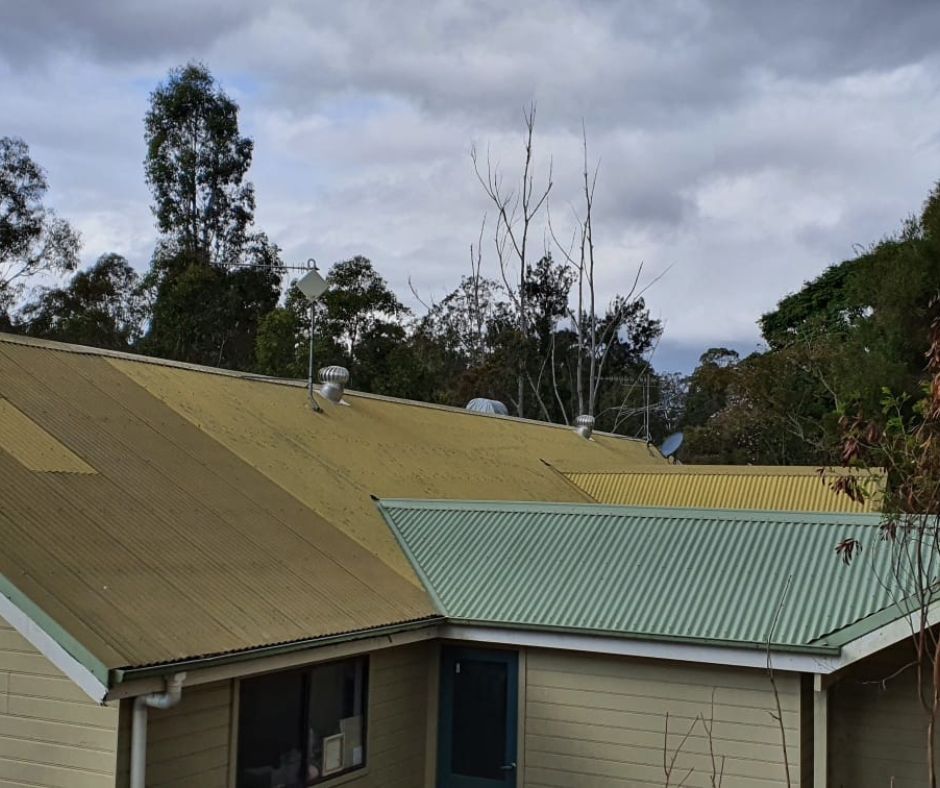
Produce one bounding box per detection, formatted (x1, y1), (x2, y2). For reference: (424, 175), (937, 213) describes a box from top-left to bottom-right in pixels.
(296, 267), (328, 302)
(659, 431), (684, 458)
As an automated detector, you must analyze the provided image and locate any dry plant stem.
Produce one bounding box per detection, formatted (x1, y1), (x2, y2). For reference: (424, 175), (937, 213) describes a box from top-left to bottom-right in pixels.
(766, 574), (793, 788)
(469, 216), (487, 366)
(471, 103), (552, 419)
(548, 124), (669, 423)
(662, 711), (697, 788)
(700, 688), (725, 788)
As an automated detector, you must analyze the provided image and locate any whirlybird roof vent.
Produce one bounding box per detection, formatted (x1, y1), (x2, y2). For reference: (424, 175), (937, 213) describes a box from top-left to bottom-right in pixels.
(466, 398), (509, 416)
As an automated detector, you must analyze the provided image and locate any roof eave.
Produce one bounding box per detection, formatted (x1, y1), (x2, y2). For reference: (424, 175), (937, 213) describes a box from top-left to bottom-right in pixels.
(445, 617), (842, 657)
(108, 616), (443, 685)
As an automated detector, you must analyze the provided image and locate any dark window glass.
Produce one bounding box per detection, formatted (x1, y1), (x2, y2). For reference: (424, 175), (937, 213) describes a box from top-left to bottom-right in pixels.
(237, 670), (305, 788)
(451, 658), (507, 779)
(307, 658), (367, 782)
(236, 657), (368, 788)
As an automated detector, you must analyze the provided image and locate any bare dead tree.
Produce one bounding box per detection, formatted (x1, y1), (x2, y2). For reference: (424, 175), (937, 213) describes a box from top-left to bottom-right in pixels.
(472, 104), (552, 418)
(549, 123), (667, 421)
(468, 215), (488, 366)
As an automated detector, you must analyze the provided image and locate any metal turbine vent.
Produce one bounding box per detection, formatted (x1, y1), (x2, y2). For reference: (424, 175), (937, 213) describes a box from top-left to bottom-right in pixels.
(574, 414), (595, 440)
(318, 366), (349, 403)
(465, 398), (509, 416)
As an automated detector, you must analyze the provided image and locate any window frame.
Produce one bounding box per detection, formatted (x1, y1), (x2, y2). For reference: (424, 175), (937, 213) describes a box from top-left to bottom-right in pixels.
(233, 654), (371, 788)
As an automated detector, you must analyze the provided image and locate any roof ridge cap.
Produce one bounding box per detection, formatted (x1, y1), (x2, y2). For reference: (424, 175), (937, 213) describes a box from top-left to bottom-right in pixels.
(376, 497), (886, 524)
(0, 333), (653, 443)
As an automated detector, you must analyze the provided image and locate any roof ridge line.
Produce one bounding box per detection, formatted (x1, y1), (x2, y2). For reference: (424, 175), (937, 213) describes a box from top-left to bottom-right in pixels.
(375, 497), (886, 524)
(0, 332), (653, 443)
(562, 466), (880, 476)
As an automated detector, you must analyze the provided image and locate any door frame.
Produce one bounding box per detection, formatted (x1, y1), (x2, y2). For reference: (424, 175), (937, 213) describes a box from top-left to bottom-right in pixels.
(437, 646), (520, 788)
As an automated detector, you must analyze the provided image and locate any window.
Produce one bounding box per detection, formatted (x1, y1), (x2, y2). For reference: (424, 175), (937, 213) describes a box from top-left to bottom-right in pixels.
(236, 657), (368, 787)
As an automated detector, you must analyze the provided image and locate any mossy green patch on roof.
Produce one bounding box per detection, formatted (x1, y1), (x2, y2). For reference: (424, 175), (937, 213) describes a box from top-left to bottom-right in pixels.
(378, 499), (897, 654)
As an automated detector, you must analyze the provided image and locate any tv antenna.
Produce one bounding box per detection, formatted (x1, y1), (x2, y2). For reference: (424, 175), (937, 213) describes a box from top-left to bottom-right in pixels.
(295, 259), (329, 412)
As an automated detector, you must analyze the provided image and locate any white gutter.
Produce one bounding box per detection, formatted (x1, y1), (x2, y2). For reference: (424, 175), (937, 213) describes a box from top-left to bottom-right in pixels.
(130, 672), (186, 788)
(441, 625), (843, 674)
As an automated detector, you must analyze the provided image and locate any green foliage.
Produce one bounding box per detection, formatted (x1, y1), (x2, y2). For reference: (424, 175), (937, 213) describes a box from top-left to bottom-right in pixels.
(144, 63), (254, 263)
(683, 180), (940, 465)
(18, 253), (145, 349)
(141, 63), (281, 370)
(141, 236), (282, 369)
(251, 252), (665, 436)
(0, 136), (80, 318)
(255, 257), (429, 396)
(319, 256), (408, 360)
(255, 304), (306, 378)
(682, 348), (739, 429)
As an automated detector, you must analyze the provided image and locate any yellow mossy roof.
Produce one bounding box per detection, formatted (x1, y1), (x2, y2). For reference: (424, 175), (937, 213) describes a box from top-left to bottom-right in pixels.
(562, 464), (884, 513)
(0, 334), (663, 672)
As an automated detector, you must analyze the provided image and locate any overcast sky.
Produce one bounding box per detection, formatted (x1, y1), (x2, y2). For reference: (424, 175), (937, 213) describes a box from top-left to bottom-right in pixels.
(2, 1), (939, 371)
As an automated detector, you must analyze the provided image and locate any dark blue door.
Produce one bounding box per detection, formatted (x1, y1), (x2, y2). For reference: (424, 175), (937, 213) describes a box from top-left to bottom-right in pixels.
(438, 648), (518, 788)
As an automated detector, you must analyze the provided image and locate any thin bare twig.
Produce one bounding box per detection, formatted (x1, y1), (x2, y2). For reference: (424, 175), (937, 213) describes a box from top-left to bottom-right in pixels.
(662, 711), (698, 788)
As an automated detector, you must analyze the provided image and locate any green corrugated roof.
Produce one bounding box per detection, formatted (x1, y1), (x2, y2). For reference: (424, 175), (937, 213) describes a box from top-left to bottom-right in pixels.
(377, 499), (899, 655)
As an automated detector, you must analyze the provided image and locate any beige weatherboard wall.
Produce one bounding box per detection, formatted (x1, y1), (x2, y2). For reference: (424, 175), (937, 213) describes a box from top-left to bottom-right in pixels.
(0, 616), (118, 788)
(523, 648), (802, 788)
(113, 640), (435, 788)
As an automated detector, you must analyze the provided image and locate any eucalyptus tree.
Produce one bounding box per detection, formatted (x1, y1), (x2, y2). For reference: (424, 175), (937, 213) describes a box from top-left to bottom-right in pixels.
(19, 253), (145, 350)
(141, 63), (282, 369)
(0, 136), (80, 322)
(144, 62), (254, 263)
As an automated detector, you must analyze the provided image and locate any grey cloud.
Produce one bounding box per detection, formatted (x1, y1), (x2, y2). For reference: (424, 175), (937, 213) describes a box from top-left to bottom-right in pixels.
(2, 1), (940, 367)
(0, 0), (262, 66)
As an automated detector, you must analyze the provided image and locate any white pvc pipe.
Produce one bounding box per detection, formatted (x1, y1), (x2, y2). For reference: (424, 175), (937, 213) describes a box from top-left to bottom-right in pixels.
(130, 673), (186, 788)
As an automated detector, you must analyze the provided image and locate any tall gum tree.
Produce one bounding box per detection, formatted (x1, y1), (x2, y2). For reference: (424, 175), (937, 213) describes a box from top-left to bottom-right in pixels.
(144, 62), (254, 264)
(0, 136), (80, 324)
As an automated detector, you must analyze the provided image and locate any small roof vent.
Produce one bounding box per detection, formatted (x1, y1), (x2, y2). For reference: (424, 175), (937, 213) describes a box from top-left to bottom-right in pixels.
(466, 398), (509, 416)
(318, 366), (349, 403)
(574, 414), (594, 440)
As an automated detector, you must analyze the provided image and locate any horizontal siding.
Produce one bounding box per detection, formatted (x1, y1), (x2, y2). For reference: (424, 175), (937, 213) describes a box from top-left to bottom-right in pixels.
(115, 641), (433, 788)
(0, 617), (118, 788)
(116, 681), (232, 788)
(345, 641), (431, 788)
(523, 649), (800, 788)
(830, 640), (936, 787)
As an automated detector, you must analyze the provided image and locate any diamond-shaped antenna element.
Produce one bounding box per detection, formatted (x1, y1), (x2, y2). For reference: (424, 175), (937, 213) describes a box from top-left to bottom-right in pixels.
(296, 267), (328, 301)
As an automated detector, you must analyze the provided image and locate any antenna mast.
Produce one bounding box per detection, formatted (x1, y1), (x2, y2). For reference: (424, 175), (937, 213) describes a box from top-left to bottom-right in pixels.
(296, 259), (329, 413)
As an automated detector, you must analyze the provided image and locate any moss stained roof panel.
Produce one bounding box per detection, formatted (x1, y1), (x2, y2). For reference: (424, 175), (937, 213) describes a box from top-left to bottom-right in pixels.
(563, 464), (883, 513)
(0, 334), (663, 674)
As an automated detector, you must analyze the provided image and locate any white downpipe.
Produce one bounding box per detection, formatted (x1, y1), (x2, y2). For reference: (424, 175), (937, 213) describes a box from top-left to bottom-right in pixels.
(130, 673), (186, 788)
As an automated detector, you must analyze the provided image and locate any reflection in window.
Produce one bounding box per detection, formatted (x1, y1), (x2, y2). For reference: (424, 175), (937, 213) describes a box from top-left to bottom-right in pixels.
(236, 657), (368, 787)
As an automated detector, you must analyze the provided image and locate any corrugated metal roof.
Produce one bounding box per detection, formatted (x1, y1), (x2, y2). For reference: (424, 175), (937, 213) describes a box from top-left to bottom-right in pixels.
(0, 397), (96, 473)
(110, 353), (664, 578)
(0, 341), (436, 675)
(378, 499), (896, 653)
(0, 334), (662, 675)
(563, 464), (883, 512)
